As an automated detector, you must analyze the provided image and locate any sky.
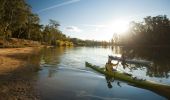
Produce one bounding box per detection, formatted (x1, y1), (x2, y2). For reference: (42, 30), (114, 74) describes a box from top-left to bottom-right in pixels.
(26, 0), (170, 41)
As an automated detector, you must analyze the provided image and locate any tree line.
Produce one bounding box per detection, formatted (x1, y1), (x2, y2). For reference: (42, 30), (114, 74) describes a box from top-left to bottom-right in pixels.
(70, 38), (109, 46)
(0, 0), (109, 47)
(112, 15), (170, 46)
(0, 0), (73, 47)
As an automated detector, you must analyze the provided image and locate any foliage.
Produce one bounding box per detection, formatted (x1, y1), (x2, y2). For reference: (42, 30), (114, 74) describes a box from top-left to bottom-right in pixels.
(70, 38), (109, 46)
(0, 0), (73, 47)
(42, 19), (71, 45)
(119, 15), (170, 46)
(0, 0), (29, 39)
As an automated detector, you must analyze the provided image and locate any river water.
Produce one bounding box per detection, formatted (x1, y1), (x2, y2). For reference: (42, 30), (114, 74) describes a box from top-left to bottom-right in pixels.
(36, 46), (170, 100)
(1, 46), (170, 100)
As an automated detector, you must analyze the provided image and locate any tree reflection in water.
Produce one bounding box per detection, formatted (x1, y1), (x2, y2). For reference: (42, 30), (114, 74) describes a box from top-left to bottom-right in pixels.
(111, 46), (170, 78)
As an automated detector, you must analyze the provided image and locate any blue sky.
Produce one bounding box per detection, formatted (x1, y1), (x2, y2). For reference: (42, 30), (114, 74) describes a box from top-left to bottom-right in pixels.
(26, 0), (170, 41)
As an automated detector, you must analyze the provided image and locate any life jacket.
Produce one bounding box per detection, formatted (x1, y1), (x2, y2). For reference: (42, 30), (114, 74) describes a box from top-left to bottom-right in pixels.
(105, 63), (117, 72)
(105, 63), (113, 72)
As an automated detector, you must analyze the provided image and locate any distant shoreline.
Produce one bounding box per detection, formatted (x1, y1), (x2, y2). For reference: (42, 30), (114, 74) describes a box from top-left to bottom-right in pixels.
(111, 44), (170, 48)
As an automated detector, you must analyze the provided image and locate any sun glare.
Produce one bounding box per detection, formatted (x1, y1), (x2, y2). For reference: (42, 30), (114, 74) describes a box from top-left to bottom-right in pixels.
(110, 20), (129, 34)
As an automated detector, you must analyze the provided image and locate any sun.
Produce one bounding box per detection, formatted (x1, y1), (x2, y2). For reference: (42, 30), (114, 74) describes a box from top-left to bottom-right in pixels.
(109, 19), (129, 35)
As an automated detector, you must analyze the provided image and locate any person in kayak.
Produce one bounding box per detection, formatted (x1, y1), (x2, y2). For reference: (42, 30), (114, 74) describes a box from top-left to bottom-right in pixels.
(105, 58), (119, 72)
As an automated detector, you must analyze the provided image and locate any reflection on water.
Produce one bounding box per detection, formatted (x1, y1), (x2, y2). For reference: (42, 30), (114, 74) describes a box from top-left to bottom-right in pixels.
(38, 47), (168, 100)
(116, 46), (170, 84)
(0, 52), (41, 99)
(41, 47), (67, 65)
(38, 67), (165, 100)
(0, 47), (169, 100)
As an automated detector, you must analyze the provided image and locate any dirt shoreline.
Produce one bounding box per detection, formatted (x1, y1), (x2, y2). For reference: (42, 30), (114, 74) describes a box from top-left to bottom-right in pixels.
(0, 47), (42, 75)
(0, 47), (43, 100)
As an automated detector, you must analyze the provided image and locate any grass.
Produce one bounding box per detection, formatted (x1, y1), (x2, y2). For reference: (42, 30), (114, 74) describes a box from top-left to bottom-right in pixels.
(0, 38), (41, 48)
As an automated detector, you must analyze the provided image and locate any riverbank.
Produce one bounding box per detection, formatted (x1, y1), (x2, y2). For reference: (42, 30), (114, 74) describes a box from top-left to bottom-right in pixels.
(0, 47), (42, 76)
(0, 38), (41, 48)
(112, 44), (170, 48)
(0, 47), (42, 100)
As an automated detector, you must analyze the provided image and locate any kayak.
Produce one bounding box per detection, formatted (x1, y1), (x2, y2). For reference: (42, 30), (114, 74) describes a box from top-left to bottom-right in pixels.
(85, 62), (170, 99)
(109, 56), (152, 66)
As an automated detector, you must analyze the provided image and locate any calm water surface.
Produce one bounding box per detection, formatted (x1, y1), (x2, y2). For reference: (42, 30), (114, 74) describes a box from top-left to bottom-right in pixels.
(35, 47), (170, 100)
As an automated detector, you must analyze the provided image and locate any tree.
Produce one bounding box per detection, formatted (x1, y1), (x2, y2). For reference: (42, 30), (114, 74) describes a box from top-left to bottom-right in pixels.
(26, 13), (42, 41)
(120, 15), (170, 46)
(0, 0), (29, 39)
(49, 19), (60, 29)
(0, 0), (73, 47)
(42, 19), (69, 45)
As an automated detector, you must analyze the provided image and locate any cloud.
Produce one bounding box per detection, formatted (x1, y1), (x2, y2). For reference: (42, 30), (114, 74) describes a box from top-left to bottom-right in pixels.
(38, 0), (80, 13)
(66, 26), (82, 33)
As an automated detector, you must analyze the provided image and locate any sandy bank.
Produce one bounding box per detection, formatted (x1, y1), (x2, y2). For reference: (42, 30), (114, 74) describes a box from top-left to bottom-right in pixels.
(0, 47), (42, 75)
(0, 47), (43, 99)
